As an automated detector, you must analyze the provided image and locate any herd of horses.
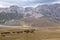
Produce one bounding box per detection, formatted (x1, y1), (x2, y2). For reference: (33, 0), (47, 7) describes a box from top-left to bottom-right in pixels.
(0, 29), (35, 37)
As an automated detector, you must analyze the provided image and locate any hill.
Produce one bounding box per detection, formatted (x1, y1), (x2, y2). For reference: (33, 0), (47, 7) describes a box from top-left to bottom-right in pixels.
(4, 16), (60, 27)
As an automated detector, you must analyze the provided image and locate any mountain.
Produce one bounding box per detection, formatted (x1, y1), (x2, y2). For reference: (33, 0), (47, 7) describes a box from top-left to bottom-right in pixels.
(36, 3), (60, 21)
(0, 5), (43, 21)
(4, 16), (60, 27)
(0, 3), (60, 25)
(0, 5), (25, 20)
(21, 16), (60, 27)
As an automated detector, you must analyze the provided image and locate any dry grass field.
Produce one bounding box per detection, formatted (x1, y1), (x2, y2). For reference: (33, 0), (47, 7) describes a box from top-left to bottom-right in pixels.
(0, 26), (60, 40)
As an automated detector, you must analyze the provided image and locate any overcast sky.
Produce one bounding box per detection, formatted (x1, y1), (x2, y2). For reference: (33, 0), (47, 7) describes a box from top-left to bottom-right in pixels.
(0, 0), (60, 7)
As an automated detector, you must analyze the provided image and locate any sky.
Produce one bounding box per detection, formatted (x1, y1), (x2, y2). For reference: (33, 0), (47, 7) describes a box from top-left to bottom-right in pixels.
(0, 0), (60, 7)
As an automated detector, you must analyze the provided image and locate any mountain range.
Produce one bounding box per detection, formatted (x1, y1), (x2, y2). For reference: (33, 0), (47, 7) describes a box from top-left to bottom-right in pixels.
(0, 3), (60, 26)
(0, 3), (60, 21)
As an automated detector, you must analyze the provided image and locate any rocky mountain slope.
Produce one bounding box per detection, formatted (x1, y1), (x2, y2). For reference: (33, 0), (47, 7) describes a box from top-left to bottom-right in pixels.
(36, 3), (60, 21)
(20, 16), (60, 27)
(0, 3), (60, 21)
(0, 3), (60, 26)
(4, 16), (60, 27)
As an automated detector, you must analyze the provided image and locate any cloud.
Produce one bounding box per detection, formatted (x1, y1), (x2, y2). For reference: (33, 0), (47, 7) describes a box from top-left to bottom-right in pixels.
(0, 1), (10, 7)
(0, 1), (18, 7)
(51, 0), (60, 4)
(0, 0), (38, 7)
(0, 0), (60, 7)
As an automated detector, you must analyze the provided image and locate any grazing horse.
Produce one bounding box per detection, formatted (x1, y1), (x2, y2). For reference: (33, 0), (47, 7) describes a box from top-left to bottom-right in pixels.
(19, 31), (23, 33)
(12, 32), (15, 33)
(16, 31), (23, 34)
(24, 30), (30, 33)
(1, 34), (5, 37)
(24, 29), (35, 33)
(1, 32), (10, 37)
(30, 29), (35, 33)
(1, 32), (10, 34)
(16, 31), (20, 33)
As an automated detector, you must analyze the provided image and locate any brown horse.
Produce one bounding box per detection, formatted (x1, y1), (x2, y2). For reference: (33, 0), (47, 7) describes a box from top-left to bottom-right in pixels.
(1, 32), (10, 37)
(1, 32), (10, 34)
(24, 30), (30, 33)
(24, 29), (35, 33)
(16, 31), (23, 33)
(30, 29), (35, 33)
(1, 34), (5, 37)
